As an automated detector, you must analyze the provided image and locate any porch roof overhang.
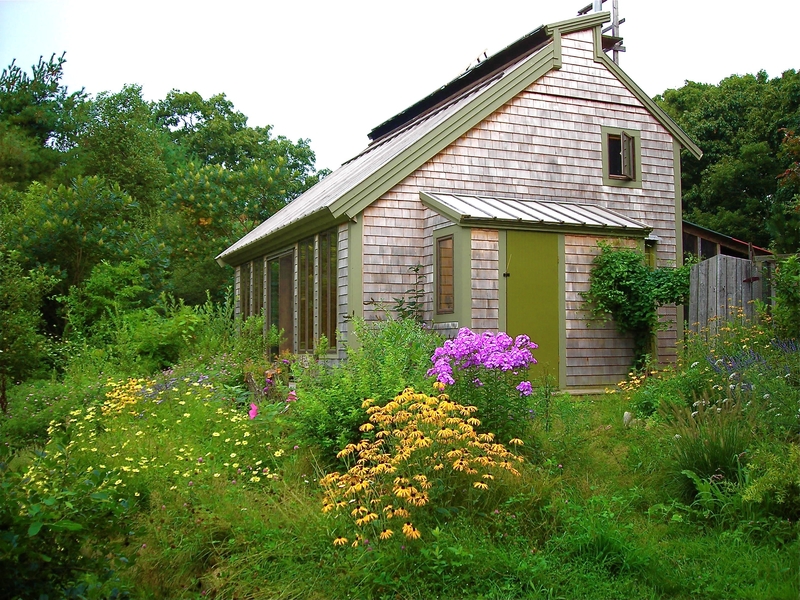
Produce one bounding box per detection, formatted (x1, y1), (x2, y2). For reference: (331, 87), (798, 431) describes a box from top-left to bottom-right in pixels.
(420, 191), (651, 237)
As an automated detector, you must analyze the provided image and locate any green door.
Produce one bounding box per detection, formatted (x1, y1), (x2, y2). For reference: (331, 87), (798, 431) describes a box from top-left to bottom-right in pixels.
(505, 231), (561, 386)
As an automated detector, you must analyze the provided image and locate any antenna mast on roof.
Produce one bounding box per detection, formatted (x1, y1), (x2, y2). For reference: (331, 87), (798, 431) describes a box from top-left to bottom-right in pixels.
(577, 0), (626, 65)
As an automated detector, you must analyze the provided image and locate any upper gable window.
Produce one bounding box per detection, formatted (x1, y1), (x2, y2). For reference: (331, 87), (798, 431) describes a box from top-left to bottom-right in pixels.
(601, 126), (642, 189)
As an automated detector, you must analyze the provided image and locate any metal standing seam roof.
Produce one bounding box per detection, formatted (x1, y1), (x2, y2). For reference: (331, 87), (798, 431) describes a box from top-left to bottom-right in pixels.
(420, 192), (650, 231)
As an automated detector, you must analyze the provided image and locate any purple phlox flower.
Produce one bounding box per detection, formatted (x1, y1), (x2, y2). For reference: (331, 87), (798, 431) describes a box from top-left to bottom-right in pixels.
(473, 378), (484, 387)
(427, 328), (538, 382)
(248, 403), (258, 419)
(516, 381), (533, 397)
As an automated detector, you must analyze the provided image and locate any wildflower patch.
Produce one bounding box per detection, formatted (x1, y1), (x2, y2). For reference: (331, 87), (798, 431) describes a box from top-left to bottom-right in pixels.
(321, 386), (524, 546)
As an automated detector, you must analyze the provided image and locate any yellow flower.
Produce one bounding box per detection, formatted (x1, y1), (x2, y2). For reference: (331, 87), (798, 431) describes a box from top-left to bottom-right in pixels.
(379, 529), (394, 540)
(333, 537), (348, 546)
(402, 522), (421, 540)
(508, 438), (524, 446)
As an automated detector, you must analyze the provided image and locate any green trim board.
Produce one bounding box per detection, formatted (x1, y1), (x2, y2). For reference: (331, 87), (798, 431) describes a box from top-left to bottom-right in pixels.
(346, 215), (364, 347)
(328, 45), (559, 221)
(591, 26), (702, 160)
(557, 238), (567, 389)
(217, 209), (342, 267)
(498, 231), (507, 333)
(544, 11), (611, 36)
(601, 126), (642, 188)
(673, 140), (686, 343)
(432, 225), (471, 328)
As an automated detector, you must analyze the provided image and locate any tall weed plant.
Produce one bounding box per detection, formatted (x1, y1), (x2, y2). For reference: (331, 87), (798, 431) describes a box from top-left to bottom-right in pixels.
(661, 398), (754, 502)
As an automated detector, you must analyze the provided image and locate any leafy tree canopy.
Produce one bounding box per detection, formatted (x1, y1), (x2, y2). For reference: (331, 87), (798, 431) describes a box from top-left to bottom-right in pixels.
(656, 70), (800, 251)
(0, 53), (87, 187)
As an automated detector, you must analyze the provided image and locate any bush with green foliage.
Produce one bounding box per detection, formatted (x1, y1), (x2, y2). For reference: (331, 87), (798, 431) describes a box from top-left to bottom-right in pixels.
(0, 250), (56, 412)
(772, 254), (800, 339)
(583, 241), (690, 368)
(292, 317), (441, 461)
(0, 433), (134, 599)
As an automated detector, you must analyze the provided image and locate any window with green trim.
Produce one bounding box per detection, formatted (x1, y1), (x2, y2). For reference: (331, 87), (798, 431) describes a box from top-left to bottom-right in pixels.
(601, 126), (642, 188)
(436, 235), (454, 314)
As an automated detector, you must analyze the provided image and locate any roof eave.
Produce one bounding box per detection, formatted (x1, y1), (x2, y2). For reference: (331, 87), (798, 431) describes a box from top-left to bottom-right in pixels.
(215, 208), (342, 267)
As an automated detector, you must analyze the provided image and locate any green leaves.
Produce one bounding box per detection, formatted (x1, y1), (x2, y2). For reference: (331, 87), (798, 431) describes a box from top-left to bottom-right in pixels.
(583, 242), (690, 367)
(656, 70), (800, 250)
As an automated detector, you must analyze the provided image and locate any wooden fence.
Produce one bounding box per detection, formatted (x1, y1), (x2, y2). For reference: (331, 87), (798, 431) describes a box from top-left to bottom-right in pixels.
(688, 255), (768, 333)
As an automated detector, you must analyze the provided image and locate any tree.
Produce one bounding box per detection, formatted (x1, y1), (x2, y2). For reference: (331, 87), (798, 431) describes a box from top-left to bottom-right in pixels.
(0, 53), (87, 188)
(6, 176), (151, 325)
(656, 70), (800, 251)
(78, 85), (169, 210)
(155, 90), (326, 302)
(0, 251), (56, 412)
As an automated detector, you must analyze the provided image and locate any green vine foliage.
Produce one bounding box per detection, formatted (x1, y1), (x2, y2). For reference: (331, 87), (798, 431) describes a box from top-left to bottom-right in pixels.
(582, 242), (691, 367)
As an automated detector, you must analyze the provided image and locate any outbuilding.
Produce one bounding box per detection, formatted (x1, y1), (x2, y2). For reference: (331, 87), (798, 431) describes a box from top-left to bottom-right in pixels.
(216, 11), (702, 392)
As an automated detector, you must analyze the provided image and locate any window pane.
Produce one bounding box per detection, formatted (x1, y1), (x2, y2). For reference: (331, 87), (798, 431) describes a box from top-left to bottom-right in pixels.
(437, 236), (454, 314)
(621, 131), (635, 179)
(240, 262), (251, 318)
(701, 238), (717, 260)
(298, 237), (315, 353)
(253, 258), (264, 317)
(319, 229), (338, 350)
(268, 254), (294, 354)
(607, 134), (623, 176)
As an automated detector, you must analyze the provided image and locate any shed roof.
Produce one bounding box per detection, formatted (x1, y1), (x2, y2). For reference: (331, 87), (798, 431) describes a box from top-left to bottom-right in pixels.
(420, 191), (650, 236)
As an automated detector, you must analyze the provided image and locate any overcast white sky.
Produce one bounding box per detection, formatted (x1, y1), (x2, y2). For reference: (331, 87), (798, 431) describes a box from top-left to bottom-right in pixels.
(1, 0), (797, 170)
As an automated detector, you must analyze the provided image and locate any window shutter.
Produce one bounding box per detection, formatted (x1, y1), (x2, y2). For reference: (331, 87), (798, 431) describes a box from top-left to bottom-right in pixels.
(621, 131), (635, 180)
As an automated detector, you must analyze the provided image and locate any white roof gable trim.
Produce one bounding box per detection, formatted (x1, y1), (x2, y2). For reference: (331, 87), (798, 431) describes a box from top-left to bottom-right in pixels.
(420, 191), (650, 234)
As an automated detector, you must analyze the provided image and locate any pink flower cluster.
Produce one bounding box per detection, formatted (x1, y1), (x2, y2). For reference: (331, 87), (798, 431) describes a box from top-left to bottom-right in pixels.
(427, 328), (537, 395)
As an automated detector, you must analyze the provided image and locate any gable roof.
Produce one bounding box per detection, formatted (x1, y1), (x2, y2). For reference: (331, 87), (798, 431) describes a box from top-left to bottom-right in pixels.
(217, 11), (701, 266)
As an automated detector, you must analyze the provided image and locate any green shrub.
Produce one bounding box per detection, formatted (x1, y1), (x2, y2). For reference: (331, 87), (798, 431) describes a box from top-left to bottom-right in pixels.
(772, 254), (800, 339)
(0, 436), (134, 599)
(292, 317), (441, 460)
(742, 443), (800, 520)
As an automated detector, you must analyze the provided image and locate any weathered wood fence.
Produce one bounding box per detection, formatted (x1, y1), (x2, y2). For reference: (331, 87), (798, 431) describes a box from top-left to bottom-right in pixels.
(688, 255), (767, 333)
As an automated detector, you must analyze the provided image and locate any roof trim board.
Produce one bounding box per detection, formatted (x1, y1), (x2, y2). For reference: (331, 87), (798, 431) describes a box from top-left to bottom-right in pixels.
(590, 26), (703, 160)
(327, 43), (559, 220)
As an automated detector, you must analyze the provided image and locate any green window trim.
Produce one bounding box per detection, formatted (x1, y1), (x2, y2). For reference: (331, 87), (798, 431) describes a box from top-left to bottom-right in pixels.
(601, 126), (642, 189)
(432, 226), (471, 327)
(436, 235), (455, 314)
